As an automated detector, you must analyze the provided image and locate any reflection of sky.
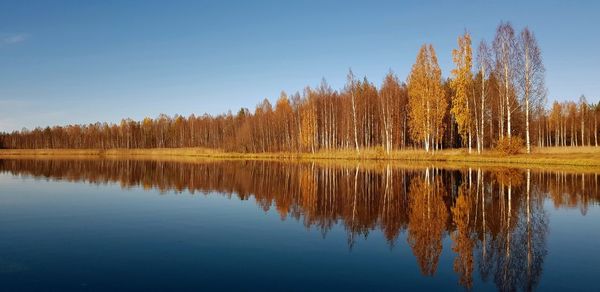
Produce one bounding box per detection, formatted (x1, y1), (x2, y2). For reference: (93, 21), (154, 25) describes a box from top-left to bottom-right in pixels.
(1, 1), (599, 132)
(541, 200), (600, 291)
(0, 172), (597, 290)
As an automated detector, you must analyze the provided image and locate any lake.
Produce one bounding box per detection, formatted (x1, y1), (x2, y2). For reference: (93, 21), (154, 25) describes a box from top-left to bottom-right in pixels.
(0, 159), (599, 291)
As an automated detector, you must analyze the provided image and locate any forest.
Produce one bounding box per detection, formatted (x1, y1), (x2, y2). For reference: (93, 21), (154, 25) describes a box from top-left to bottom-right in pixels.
(1, 22), (598, 154)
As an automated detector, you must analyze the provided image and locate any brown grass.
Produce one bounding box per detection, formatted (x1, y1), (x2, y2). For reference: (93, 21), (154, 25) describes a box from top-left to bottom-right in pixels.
(1, 146), (600, 170)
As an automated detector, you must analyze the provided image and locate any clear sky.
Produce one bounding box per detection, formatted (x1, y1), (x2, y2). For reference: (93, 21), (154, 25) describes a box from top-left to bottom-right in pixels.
(1, 0), (598, 132)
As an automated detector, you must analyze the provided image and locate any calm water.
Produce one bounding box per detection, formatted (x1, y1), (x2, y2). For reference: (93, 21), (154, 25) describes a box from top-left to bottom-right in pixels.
(0, 159), (599, 291)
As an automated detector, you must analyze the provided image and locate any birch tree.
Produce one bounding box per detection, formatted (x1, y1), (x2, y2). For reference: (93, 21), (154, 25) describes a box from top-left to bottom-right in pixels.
(518, 27), (546, 153)
(579, 95), (588, 146)
(494, 22), (518, 141)
(347, 69), (360, 154)
(379, 71), (402, 154)
(450, 32), (474, 153)
(408, 45), (446, 153)
(476, 40), (493, 153)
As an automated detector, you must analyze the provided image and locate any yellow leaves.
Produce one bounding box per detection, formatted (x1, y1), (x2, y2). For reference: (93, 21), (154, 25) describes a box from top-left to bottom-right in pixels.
(299, 101), (316, 150)
(450, 32), (474, 140)
(407, 44), (447, 148)
(275, 93), (292, 114)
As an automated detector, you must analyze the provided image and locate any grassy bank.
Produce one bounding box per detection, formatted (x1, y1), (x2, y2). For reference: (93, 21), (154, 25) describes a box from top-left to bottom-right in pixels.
(1, 147), (600, 169)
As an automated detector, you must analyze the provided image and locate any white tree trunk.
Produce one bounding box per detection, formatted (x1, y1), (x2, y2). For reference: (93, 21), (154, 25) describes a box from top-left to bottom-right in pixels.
(525, 44), (531, 154)
(351, 87), (360, 154)
(480, 66), (485, 154)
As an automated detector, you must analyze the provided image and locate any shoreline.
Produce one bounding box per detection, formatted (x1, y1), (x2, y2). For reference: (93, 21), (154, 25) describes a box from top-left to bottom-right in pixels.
(1, 147), (600, 170)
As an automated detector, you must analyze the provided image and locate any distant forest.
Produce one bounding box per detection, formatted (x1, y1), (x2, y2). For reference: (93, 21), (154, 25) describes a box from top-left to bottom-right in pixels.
(1, 22), (598, 153)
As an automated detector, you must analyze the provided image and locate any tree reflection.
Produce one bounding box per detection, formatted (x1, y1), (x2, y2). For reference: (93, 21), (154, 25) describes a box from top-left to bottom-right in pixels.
(407, 168), (448, 276)
(451, 169), (475, 288)
(0, 159), (596, 290)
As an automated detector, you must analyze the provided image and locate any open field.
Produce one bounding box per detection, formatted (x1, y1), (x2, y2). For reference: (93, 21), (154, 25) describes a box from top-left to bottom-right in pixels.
(1, 147), (600, 170)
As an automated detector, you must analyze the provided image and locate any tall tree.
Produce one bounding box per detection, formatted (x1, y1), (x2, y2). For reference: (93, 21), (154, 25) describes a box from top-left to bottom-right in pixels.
(579, 95), (588, 146)
(494, 22), (518, 141)
(593, 102), (599, 147)
(300, 89), (317, 153)
(347, 69), (360, 154)
(450, 32), (474, 153)
(476, 40), (493, 153)
(518, 27), (546, 153)
(379, 71), (402, 154)
(408, 44), (446, 153)
(275, 92), (295, 151)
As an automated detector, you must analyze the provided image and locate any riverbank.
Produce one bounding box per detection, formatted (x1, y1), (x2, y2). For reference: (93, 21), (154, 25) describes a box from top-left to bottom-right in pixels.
(1, 147), (600, 169)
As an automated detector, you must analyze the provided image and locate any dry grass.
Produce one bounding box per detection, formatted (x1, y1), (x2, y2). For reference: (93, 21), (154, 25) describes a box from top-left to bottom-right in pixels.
(1, 146), (600, 170)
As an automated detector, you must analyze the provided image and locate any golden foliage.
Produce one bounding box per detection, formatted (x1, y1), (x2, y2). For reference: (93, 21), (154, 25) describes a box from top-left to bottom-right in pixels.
(450, 32), (474, 142)
(407, 44), (447, 151)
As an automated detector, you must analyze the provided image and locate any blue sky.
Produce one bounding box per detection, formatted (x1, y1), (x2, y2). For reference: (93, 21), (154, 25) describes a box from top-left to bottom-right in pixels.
(1, 0), (599, 132)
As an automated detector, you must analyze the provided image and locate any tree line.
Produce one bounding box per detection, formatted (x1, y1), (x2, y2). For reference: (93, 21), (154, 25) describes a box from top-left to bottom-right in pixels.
(1, 21), (598, 153)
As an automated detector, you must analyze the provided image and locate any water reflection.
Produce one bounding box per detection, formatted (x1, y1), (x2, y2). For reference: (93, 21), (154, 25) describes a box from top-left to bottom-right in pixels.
(1, 159), (598, 290)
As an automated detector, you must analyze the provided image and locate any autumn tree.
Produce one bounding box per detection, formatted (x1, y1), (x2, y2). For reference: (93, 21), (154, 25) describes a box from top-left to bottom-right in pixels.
(347, 69), (360, 154)
(379, 71), (403, 154)
(275, 92), (295, 151)
(408, 44), (447, 153)
(593, 102), (599, 147)
(579, 95), (588, 146)
(299, 89), (317, 153)
(476, 40), (493, 152)
(450, 32), (474, 153)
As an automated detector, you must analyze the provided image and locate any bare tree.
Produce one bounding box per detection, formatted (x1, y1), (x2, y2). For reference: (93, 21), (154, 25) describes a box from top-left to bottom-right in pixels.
(379, 71), (402, 154)
(347, 69), (360, 154)
(579, 95), (588, 146)
(476, 40), (493, 153)
(494, 22), (518, 141)
(518, 27), (546, 153)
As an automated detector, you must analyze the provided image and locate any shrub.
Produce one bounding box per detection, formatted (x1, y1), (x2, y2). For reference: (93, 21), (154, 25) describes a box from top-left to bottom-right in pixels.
(495, 137), (524, 155)
(374, 146), (386, 157)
